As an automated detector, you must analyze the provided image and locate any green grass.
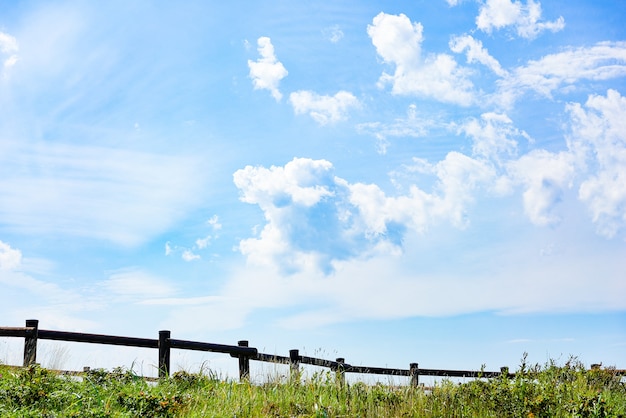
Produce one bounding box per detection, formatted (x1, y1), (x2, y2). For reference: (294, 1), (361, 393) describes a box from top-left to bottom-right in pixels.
(1, 357), (624, 417)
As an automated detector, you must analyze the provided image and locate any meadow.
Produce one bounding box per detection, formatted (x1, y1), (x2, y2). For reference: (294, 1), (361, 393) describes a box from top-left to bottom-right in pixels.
(0, 357), (624, 417)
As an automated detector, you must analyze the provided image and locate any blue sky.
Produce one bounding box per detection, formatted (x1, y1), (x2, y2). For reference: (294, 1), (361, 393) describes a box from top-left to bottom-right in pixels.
(1, 0), (625, 379)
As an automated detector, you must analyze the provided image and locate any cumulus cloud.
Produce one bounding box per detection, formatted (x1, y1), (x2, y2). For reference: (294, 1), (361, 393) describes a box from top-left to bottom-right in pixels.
(289, 90), (359, 125)
(568, 89), (626, 238)
(368, 12), (474, 106)
(247, 37), (288, 101)
(489, 89), (626, 232)
(496, 42), (626, 107)
(449, 34), (507, 77)
(345, 152), (494, 234)
(476, 0), (565, 39)
(233, 158), (348, 274)
(0, 240), (22, 270)
(233, 155), (495, 274)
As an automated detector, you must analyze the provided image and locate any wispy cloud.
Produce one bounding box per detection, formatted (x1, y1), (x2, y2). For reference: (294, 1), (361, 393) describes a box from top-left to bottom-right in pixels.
(0, 142), (206, 247)
(103, 269), (177, 300)
(248, 37), (288, 101)
(495, 42), (626, 107)
(165, 215), (222, 261)
(450, 34), (507, 77)
(357, 104), (437, 154)
(322, 25), (344, 43)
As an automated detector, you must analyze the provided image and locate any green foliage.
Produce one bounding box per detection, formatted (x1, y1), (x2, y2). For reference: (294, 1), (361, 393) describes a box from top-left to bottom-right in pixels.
(0, 358), (624, 417)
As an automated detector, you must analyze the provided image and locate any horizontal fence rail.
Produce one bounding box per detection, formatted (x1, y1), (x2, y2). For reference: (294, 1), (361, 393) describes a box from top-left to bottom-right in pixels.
(38, 330), (159, 349)
(1, 319), (622, 385)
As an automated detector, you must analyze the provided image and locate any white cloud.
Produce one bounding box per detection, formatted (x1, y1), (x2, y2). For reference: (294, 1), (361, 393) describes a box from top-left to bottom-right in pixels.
(449, 34), (507, 77)
(499, 90), (626, 233)
(496, 42), (626, 107)
(233, 158), (344, 274)
(506, 149), (576, 226)
(0, 240), (22, 270)
(247, 36), (288, 101)
(182, 250), (201, 262)
(0, 32), (18, 54)
(476, 0), (565, 39)
(0, 31), (19, 71)
(165, 215), (221, 260)
(456, 112), (528, 163)
(322, 25), (344, 43)
(568, 89), (626, 238)
(368, 12), (474, 105)
(233, 155), (495, 274)
(289, 90), (359, 125)
(207, 215), (222, 230)
(195, 236), (211, 250)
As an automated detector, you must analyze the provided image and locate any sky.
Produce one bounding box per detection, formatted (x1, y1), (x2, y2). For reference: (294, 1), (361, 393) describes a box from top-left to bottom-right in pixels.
(1, 0), (625, 381)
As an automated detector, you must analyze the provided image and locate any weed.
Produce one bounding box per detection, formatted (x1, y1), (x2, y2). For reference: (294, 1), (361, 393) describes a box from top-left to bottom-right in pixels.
(0, 359), (625, 417)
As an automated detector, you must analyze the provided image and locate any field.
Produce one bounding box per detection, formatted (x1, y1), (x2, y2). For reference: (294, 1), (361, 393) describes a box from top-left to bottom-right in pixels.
(1, 357), (625, 417)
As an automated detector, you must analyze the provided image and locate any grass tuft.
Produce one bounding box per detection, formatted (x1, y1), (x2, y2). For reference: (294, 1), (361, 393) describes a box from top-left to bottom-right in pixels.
(0, 358), (624, 417)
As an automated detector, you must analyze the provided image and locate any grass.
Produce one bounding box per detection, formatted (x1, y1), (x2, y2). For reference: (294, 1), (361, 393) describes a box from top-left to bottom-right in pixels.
(0, 357), (624, 417)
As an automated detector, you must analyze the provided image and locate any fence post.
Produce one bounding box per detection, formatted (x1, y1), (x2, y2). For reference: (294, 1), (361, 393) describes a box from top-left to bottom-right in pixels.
(158, 330), (171, 378)
(500, 366), (509, 378)
(289, 349), (300, 383)
(335, 357), (346, 387)
(23, 319), (39, 367)
(410, 363), (419, 387)
(238, 340), (250, 382)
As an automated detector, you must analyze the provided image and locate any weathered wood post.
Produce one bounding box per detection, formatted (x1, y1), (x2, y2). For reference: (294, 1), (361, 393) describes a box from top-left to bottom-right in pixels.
(410, 363), (419, 387)
(335, 357), (346, 386)
(158, 330), (171, 378)
(289, 349), (300, 383)
(23, 319), (39, 367)
(238, 340), (250, 382)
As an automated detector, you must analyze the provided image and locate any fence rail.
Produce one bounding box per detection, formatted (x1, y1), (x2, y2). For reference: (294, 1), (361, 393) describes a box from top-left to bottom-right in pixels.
(2, 319), (620, 386)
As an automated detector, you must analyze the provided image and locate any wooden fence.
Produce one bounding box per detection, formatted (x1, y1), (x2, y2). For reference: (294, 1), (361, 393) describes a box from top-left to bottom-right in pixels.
(0, 319), (542, 386)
